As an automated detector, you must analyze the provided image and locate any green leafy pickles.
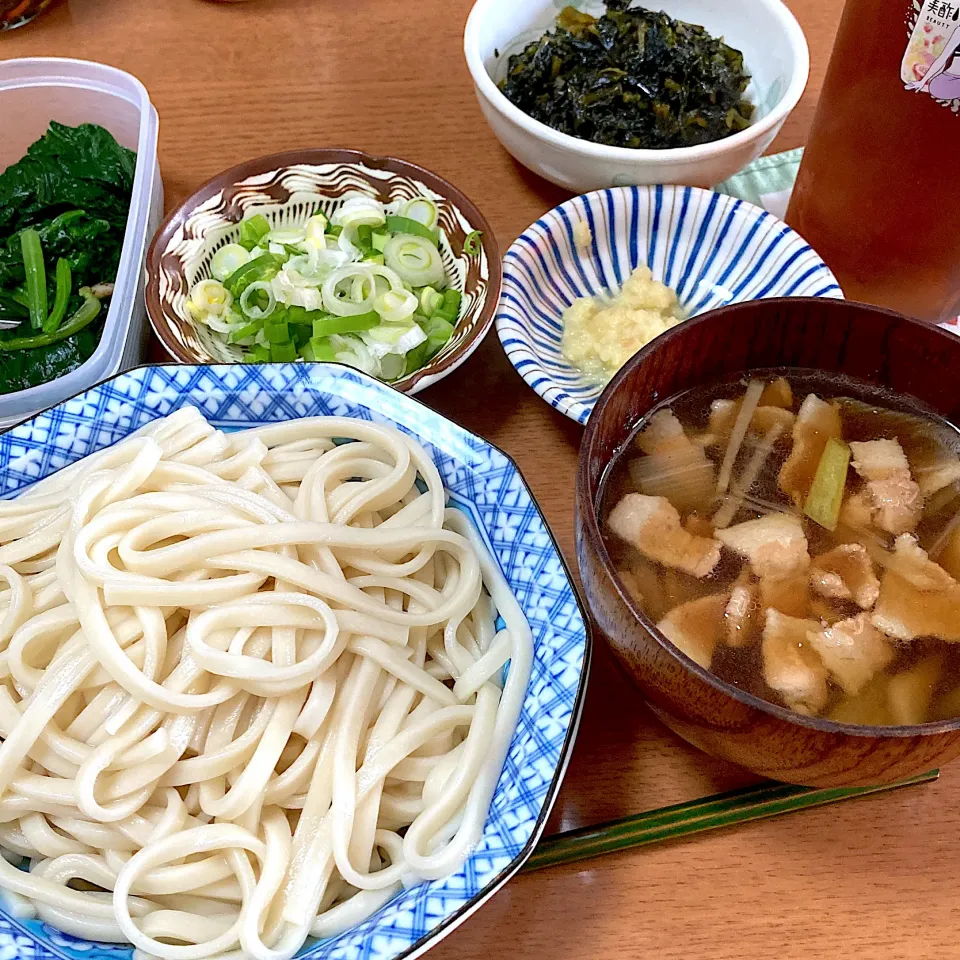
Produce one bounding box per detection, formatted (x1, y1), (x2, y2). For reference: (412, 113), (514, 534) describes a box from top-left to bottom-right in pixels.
(499, 1), (754, 150)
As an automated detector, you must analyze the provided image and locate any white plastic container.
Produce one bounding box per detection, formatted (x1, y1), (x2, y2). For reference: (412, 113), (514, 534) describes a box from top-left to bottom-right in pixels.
(0, 57), (163, 429)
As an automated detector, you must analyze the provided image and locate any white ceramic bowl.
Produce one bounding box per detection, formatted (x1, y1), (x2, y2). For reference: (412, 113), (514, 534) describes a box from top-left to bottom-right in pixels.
(496, 185), (843, 425)
(464, 0), (810, 193)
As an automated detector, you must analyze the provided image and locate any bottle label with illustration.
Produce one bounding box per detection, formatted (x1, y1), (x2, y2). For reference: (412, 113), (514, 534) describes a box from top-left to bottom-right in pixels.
(902, 0), (960, 111)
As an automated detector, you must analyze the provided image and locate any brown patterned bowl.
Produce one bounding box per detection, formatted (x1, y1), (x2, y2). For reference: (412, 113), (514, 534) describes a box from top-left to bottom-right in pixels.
(145, 148), (500, 395)
(576, 297), (960, 787)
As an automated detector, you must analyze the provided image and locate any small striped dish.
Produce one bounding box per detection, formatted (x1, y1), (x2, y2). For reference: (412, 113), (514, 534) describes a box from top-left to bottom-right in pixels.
(497, 185), (843, 425)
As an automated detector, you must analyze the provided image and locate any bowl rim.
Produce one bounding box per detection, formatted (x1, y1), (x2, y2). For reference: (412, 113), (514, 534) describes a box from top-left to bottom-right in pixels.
(145, 147), (502, 396)
(0, 358), (594, 960)
(463, 0), (810, 163)
(497, 184), (843, 427)
(578, 296), (960, 739)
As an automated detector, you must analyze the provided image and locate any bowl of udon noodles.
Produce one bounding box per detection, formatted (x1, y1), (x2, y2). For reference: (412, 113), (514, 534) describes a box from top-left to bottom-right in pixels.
(0, 363), (589, 960)
(576, 297), (960, 787)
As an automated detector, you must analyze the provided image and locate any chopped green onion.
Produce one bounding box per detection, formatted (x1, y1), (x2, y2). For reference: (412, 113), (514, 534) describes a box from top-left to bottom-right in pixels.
(400, 198), (439, 229)
(189, 279), (233, 318)
(385, 216), (440, 244)
(363, 253), (385, 266)
(356, 224), (374, 249)
(291, 323), (313, 347)
(264, 321), (290, 344)
(270, 341), (298, 362)
(246, 345), (271, 363)
(224, 253), (283, 298)
(307, 337), (338, 362)
(266, 227), (307, 246)
(374, 288), (418, 324)
(380, 353), (406, 381)
(305, 214), (328, 245)
(239, 281), (277, 321)
(325, 223), (343, 238)
(421, 314), (455, 357)
(418, 287), (444, 318)
(372, 232), (390, 253)
(284, 306), (325, 325)
(20, 228), (46, 330)
(804, 438), (851, 531)
(238, 214), (271, 251)
(211, 244), (251, 281)
(42, 259), (72, 335)
(312, 312), (380, 337)
(383, 235), (445, 288)
(0, 289), (101, 352)
(321, 263), (380, 316)
(463, 230), (483, 256)
(332, 197), (387, 237)
(432, 288), (462, 323)
(228, 320), (262, 344)
(403, 341), (430, 376)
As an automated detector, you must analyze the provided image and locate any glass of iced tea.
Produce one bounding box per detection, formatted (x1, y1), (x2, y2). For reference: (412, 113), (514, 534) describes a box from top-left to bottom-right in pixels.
(786, 0), (960, 323)
(1, 0), (57, 29)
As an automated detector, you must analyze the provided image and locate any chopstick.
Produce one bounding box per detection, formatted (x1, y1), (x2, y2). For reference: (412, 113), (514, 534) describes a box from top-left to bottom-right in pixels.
(522, 769), (938, 873)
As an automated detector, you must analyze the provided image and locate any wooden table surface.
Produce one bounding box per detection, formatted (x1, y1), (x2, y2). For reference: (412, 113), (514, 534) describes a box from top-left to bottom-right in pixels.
(5, 1), (953, 957)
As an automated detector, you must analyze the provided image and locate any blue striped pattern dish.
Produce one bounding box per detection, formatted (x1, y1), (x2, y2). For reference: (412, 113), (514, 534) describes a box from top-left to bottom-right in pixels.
(497, 185), (843, 426)
(0, 364), (590, 960)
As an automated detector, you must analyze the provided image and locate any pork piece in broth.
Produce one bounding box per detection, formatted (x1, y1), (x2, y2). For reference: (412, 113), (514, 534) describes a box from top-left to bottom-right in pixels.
(849, 439), (923, 535)
(601, 370), (960, 725)
(716, 513), (810, 581)
(809, 543), (880, 609)
(762, 610), (828, 715)
(608, 493), (721, 578)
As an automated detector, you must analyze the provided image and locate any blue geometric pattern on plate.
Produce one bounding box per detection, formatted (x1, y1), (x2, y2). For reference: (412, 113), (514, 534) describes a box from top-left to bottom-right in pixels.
(0, 363), (591, 960)
(496, 185), (844, 427)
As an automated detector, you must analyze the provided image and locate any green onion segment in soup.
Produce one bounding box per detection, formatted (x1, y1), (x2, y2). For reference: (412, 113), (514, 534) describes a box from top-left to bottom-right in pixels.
(599, 369), (960, 726)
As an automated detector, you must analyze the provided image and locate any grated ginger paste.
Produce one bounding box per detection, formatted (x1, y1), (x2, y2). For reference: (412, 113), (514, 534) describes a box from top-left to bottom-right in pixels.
(560, 265), (686, 383)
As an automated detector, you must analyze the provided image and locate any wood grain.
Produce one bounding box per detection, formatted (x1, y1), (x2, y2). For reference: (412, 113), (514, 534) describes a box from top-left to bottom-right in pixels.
(9, 1), (957, 958)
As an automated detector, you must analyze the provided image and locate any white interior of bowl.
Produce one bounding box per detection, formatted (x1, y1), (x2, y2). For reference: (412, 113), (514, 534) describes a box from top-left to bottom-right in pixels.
(469, 0), (806, 139)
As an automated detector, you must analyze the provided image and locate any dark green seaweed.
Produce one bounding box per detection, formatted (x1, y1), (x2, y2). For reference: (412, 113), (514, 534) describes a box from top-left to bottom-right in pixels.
(499, 1), (754, 150)
(0, 123), (134, 395)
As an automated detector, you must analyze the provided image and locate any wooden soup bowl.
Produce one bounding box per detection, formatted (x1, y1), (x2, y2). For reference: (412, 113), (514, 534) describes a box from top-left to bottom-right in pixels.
(576, 298), (960, 786)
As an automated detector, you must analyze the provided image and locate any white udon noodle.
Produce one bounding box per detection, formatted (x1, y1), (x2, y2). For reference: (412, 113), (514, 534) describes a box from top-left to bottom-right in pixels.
(0, 407), (533, 960)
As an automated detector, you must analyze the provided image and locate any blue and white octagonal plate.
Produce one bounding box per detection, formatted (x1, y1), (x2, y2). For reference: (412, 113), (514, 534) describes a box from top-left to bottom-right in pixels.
(0, 363), (591, 960)
(497, 184), (844, 426)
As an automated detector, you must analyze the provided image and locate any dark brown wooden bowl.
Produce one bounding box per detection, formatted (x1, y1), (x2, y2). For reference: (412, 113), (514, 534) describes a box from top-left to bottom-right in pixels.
(576, 297), (960, 787)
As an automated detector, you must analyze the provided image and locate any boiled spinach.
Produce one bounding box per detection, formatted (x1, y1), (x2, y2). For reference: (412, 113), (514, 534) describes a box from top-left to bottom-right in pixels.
(0, 123), (134, 396)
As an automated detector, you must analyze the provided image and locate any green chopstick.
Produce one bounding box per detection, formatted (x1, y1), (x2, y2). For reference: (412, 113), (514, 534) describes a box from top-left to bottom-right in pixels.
(522, 770), (938, 873)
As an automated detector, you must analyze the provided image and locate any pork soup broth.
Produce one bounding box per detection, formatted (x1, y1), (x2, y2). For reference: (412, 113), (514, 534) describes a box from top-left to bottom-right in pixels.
(599, 370), (960, 726)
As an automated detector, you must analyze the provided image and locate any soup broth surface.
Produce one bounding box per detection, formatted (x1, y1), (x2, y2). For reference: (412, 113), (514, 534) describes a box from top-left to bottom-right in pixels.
(600, 369), (960, 726)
